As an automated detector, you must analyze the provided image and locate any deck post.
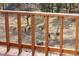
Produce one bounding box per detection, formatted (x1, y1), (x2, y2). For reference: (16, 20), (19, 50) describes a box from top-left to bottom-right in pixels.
(31, 15), (35, 56)
(59, 16), (63, 56)
(17, 14), (22, 55)
(45, 16), (49, 56)
(4, 13), (10, 53)
(75, 16), (79, 55)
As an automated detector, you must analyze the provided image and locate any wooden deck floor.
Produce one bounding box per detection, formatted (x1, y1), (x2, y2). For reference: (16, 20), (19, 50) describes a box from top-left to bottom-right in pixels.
(0, 46), (74, 56)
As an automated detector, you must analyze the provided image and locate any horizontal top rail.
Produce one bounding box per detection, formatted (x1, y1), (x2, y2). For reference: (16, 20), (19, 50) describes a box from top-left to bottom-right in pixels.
(0, 10), (79, 17)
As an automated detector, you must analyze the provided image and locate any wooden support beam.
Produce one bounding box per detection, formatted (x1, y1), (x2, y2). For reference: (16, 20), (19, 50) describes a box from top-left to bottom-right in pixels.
(59, 16), (63, 56)
(31, 15), (35, 56)
(4, 13), (10, 55)
(45, 16), (49, 56)
(75, 16), (79, 55)
(17, 14), (22, 55)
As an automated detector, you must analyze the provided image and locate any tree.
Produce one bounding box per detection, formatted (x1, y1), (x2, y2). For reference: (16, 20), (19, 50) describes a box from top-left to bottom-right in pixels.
(40, 3), (63, 13)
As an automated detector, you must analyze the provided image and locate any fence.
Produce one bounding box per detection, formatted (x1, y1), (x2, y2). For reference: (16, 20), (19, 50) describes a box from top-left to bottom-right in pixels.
(0, 10), (79, 56)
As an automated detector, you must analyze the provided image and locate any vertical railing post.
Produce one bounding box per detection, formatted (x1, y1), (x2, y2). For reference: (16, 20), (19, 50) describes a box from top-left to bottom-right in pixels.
(45, 16), (49, 56)
(4, 13), (10, 53)
(59, 16), (63, 56)
(17, 13), (22, 55)
(75, 16), (79, 56)
(31, 15), (35, 56)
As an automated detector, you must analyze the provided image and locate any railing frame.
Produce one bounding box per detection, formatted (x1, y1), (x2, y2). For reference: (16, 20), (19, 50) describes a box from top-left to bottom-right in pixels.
(0, 10), (79, 56)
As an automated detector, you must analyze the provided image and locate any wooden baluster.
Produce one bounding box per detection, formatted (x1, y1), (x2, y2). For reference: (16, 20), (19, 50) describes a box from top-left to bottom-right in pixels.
(31, 15), (35, 56)
(45, 16), (49, 56)
(17, 14), (22, 55)
(4, 13), (10, 54)
(59, 16), (63, 56)
(75, 16), (79, 56)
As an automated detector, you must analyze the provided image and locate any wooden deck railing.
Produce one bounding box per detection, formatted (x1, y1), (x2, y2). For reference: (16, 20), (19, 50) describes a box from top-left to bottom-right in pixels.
(0, 10), (79, 56)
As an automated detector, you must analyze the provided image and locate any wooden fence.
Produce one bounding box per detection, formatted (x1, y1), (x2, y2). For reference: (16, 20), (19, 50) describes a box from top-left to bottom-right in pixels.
(0, 10), (79, 56)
